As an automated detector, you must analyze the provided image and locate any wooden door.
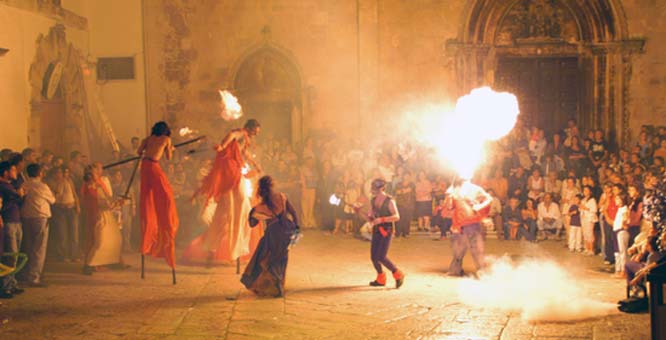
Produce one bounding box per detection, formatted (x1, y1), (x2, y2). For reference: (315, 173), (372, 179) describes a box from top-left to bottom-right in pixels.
(39, 99), (66, 155)
(496, 57), (580, 135)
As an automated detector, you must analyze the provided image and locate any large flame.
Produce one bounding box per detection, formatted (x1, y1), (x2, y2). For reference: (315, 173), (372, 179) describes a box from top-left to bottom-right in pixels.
(458, 257), (616, 322)
(219, 90), (243, 121)
(430, 87), (519, 179)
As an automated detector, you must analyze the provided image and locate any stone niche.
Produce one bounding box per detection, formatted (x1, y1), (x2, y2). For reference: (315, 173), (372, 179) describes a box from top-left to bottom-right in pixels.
(28, 24), (88, 156)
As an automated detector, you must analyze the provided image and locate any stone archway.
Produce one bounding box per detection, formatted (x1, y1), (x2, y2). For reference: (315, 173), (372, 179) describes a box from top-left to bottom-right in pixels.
(447, 0), (645, 146)
(230, 43), (303, 144)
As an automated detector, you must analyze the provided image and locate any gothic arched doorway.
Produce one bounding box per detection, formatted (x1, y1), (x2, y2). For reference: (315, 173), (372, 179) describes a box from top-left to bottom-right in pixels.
(232, 46), (302, 144)
(448, 0), (645, 146)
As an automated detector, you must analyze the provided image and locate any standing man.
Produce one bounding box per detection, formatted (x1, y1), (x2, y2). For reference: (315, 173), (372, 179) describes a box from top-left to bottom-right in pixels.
(19, 164), (55, 287)
(0, 161), (25, 298)
(364, 178), (405, 288)
(447, 179), (492, 277)
(138, 121), (179, 269)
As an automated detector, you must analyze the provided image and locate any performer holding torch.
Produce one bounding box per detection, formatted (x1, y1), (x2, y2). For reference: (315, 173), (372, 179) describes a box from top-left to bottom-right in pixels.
(182, 119), (261, 264)
(360, 179), (405, 289)
(446, 178), (492, 277)
(138, 121), (179, 281)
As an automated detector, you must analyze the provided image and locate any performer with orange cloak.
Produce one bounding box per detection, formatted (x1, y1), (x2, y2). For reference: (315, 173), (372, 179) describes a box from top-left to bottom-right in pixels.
(138, 122), (179, 269)
(182, 119), (261, 265)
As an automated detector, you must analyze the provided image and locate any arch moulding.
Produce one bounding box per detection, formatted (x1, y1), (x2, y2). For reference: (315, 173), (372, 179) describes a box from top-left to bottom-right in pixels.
(447, 0), (645, 146)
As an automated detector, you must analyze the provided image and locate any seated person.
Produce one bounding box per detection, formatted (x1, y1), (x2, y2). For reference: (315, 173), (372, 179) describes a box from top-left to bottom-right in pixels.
(537, 193), (563, 240)
(502, 196), (522, 240)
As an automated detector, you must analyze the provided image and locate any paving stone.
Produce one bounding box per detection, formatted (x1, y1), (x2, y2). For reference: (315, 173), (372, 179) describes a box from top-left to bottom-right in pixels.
(0, 231), (651, 339)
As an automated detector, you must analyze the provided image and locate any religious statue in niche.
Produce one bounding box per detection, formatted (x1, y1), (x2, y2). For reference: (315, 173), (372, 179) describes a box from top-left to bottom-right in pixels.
(496, 0), (578, 45)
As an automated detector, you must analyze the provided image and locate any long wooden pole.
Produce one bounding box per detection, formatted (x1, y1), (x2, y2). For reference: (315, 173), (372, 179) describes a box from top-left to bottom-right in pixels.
(103, 136), (206, 169)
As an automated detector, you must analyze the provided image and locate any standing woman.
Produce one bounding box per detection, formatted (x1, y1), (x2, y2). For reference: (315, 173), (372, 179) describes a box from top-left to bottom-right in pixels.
(241, 176), (299, 297)
(580, 186), (598, 255)
(627, 184), (643, 248)
(415, 170), (433, 232)
(81, 166), (125, 275)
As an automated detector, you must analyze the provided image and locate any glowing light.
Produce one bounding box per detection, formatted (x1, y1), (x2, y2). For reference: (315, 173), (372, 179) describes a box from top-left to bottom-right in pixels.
(457, 257), (615, 322)
(241, 164), (250, 175)
(201, 199), (217, 225)
(179, 127), (195, 137)
(219, 90), (243, 121)
(242, 177), (253, 197)
(423, 87), (519, 179)
(329, 194), (342, 206)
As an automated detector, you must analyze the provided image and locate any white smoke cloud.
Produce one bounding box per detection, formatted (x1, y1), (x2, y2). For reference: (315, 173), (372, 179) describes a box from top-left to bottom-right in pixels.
(457, 257), (617, 322)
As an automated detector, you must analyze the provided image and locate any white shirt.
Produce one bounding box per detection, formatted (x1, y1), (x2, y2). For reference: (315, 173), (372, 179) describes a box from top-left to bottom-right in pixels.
(21, 178), (56, 219)
(537, 202), (561, 221)
(614, 206), (628, 231)
(581, 197), (598, 224)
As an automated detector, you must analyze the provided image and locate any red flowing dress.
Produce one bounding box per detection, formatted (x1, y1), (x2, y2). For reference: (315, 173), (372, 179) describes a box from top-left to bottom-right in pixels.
(140, 159), (180, 268)
(182, 136), (261, 264)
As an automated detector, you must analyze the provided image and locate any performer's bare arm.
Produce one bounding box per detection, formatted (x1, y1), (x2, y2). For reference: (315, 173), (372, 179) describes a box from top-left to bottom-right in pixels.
(217, 129), (244, 152)
(472, 186), (493, 212)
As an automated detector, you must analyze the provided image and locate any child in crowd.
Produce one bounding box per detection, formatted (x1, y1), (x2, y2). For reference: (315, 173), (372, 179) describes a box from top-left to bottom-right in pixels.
(568, 194), (583, 252)
(613, 193), (630, 278)
(431, 197), (453, 239)
(343, 179), (360, 234)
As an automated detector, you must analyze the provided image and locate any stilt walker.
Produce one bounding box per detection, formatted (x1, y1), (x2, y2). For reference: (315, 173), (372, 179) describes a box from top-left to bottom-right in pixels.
(138, 121), (180, 284)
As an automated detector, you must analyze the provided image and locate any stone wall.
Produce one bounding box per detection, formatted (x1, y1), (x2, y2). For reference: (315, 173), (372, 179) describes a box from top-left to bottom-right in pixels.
(141, 0), (666, 143)
(623, 0), (666, 142)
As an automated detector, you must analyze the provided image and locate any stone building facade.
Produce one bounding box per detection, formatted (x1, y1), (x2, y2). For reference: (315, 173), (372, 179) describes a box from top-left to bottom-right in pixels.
(143, 0), (665, 147)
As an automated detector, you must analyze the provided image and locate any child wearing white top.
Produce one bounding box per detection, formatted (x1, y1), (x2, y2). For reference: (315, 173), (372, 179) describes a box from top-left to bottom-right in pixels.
(613, 194), (629, 277)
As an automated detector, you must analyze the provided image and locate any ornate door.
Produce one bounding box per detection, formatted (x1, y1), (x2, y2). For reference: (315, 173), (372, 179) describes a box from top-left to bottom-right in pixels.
(496, 56), (580, 135)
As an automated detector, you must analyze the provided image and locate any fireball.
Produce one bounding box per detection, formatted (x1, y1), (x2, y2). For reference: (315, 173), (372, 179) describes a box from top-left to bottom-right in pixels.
(219, 90), (243, 121)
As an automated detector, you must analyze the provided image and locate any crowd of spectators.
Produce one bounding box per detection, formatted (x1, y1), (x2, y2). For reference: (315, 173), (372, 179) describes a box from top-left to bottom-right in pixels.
(1, 117), (665, 299)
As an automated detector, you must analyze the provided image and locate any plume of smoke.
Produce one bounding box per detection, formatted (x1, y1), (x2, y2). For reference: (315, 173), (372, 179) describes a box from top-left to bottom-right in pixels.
(457, 257), (616, 322)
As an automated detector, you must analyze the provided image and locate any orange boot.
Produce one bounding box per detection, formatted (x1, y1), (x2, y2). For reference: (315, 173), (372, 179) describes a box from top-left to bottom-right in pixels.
(369, 273), (386, 287)
(393, 270), (405, 289)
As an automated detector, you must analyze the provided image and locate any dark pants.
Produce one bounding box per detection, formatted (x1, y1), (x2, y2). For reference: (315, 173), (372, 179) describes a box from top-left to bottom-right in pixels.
(395, 204), (413, 237)
(602, 219), (615, 263)
(370, 225), (397, 274)
(18, 218), (49, 284)
(627, 226), (641, 248)
(431, 216), (452, 237)
(625, 260), (645, 286)
(517, 219), (537, 241)
(51, 206), (79, 260)
(448, 223), (485, 276)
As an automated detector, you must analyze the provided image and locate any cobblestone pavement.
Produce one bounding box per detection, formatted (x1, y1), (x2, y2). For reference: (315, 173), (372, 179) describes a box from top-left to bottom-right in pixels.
(0, 231), (650, 339)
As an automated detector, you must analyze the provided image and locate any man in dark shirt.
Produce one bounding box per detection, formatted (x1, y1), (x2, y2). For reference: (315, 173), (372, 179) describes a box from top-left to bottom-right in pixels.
(502, 196), (522, 240)
(589, 130), (608, 168)
(0, 161), (25, 298)
(508, 167), (527, 201)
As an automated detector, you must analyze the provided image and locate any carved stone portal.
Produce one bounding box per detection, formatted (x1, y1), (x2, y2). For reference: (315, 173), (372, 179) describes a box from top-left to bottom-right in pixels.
(448, 0), (645, 147)
(496, 0), (579, 45)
